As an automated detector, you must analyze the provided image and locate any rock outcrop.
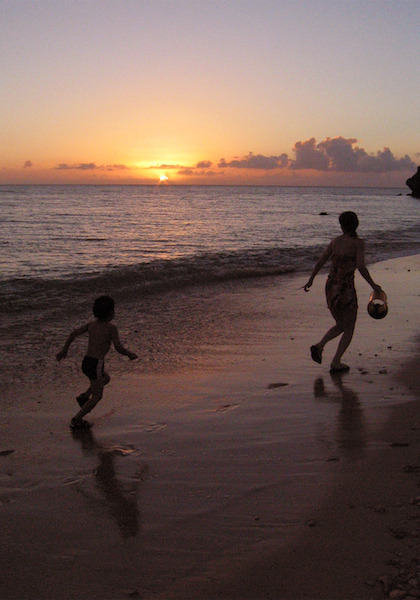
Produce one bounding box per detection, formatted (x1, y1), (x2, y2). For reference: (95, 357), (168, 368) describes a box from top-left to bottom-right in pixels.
(406, 166), (420, 198)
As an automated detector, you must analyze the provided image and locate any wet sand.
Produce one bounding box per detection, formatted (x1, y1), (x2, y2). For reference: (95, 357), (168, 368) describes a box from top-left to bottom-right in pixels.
(1, 254), (419, 600)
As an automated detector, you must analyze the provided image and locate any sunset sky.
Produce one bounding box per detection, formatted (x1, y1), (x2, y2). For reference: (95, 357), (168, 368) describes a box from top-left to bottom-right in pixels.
(1, 0), (419, 186)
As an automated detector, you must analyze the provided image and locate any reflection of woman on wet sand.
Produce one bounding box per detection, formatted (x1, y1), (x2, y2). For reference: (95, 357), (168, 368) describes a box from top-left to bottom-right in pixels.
(303, 211), (382, 372)
(314, 375), (366, 460)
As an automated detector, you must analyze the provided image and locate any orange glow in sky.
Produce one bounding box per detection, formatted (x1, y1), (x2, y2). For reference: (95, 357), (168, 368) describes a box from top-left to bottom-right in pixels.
(1, 1), (419, 187)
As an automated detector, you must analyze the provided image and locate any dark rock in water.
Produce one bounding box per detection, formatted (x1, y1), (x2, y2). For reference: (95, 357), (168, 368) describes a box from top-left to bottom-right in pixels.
(406, 166), (420, 198)
(319, 211), (329, 215)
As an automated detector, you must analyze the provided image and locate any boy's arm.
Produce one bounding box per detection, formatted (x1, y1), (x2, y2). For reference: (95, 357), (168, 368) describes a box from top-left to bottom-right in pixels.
(56, 323), (89, 361)
(111, 325), (138, 360)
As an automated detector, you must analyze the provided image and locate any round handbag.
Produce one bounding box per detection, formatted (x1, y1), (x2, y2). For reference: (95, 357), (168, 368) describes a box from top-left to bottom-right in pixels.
(367, 289), (388, 319)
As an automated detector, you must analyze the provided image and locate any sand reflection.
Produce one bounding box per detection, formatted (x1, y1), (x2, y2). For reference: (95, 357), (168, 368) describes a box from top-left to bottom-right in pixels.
(71, 429), (148, 537)
(314, 374), (367, 459)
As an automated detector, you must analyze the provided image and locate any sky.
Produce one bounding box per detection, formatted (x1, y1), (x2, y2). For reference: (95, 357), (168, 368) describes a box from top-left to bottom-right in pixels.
(1, 0), (419, 187)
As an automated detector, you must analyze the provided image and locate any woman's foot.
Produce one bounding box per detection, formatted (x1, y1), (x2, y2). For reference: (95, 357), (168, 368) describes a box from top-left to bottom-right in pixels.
(310, 345), (323, 364)
(330, 362), (350, 373)
(70, 417), (91, 430)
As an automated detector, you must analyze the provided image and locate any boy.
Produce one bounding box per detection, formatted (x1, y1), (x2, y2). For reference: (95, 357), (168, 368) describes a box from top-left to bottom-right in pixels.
(56, 296), (138, 429)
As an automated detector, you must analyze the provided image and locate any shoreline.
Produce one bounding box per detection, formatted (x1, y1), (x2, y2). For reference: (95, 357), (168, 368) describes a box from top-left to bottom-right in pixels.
(1, 254), (419, 599)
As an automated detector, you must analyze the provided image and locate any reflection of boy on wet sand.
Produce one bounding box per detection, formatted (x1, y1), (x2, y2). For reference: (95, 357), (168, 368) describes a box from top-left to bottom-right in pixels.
(56, 296), (138, 430)
(72, 428), (148, 537)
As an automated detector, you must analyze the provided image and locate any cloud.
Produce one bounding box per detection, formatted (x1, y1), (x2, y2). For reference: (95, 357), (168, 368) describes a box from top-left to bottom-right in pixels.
(291, 138), (330, 171)
(23, 160), (33, 168)
(355, 147), (415, 173)
(55, 162), (99, 170)
(105, 164), (130, 171)
(195, 160), (213, 169)
(55, 163), (130, 171)
(177, 168), (218, 177)
(214, 138), (415, 174)
(148, 163), (181, 170)
(218, 152), (289, 170)
(51, 139), (415, 181)
(291, 137), (416, 173)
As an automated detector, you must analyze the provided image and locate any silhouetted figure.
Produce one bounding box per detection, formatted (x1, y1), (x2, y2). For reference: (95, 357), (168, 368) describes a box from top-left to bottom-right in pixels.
(303, 212), (381, 372)
(56, 296), (138, 429)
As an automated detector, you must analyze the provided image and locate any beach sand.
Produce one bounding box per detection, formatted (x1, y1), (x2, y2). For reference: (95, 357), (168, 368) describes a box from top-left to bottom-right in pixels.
(1, 254), (419, 600)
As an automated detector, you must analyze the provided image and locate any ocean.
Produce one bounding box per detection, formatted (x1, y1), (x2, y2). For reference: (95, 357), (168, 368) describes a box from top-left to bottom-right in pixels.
(1, 184), (419, 292)
(1, 184), (419, 393)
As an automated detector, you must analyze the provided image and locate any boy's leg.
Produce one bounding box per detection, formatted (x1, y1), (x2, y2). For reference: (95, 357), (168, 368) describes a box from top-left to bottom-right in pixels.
(76, 385), (92, 406)
(79, 371), (109, 402)
(72, 373), (110, 422)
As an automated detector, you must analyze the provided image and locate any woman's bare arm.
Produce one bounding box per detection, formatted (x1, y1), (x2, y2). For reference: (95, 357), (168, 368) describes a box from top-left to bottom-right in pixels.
(303, 242), (333, 291)
(356, 239), (381, 291)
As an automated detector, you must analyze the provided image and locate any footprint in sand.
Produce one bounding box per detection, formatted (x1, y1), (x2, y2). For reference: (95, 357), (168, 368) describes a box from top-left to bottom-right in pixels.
(266, 382), (289, 389)
(110, 445), (139, 456)
(0, 450), (14, 457)
(214, 403), (240, 413)
(128, 422), (167, 433)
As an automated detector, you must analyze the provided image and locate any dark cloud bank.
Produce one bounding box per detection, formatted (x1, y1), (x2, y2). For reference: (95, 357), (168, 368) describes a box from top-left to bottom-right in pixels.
(52, 137), (416, 178)
(157, 137), (416, 178)
(216, 137), (415, 174)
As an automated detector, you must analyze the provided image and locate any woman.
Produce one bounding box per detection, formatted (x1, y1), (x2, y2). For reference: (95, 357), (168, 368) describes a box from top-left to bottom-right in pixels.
(303, 211), (381, 372)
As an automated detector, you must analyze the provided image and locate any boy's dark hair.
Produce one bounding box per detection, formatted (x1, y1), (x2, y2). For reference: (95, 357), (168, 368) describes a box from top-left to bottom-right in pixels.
(93, 296), (115, 320)
(339, 211), (359, 238)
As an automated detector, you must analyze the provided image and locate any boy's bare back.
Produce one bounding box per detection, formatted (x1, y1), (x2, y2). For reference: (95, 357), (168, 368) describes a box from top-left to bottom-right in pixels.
(85, 320), (116, 360)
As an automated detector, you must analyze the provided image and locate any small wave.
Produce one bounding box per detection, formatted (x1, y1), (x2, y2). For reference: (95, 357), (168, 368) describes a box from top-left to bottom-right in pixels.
(0, 247), (303, 316)
(0, 234), (419, 318)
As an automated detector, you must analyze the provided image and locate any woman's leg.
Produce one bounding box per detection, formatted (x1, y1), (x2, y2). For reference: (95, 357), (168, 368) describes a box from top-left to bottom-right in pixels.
(330, 316), (356, 367)
(311, 323), (343, 364)
(330, 324), (355, 367)
(312, 305), (356, 365)
(316, 323), (343, 350)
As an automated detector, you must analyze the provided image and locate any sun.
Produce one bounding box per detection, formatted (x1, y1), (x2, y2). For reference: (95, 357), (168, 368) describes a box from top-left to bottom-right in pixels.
(159, 174), (169, 183)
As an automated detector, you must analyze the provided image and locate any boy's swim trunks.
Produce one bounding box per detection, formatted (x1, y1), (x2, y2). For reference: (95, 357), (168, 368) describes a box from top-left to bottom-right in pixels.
(81, 356), (104, 380)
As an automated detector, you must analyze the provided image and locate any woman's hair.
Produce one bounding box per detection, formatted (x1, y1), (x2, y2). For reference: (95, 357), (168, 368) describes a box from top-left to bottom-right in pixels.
(93, 295), (115, 320)
(339, 211), (359, 238)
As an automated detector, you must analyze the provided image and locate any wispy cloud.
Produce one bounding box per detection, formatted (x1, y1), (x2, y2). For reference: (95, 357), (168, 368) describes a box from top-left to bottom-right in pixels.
(55, 163), (130, 171)
(148, 163), (181, 170)
(177, 168), (218, 177)
(218, 153), (288, 170)
(56, 163), (98, 170)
